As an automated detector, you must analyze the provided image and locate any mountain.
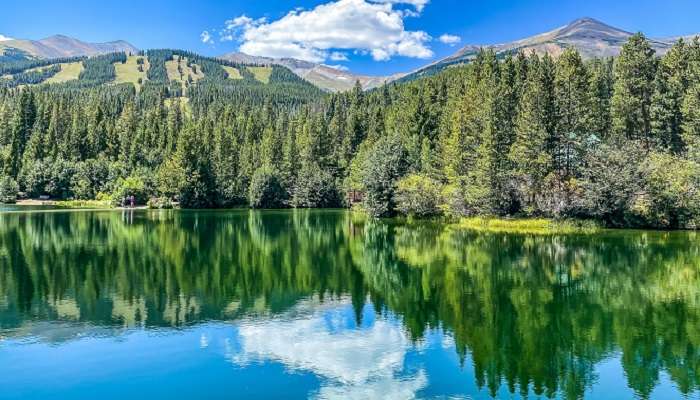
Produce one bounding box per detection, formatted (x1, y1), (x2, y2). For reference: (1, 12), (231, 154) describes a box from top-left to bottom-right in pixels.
(0, 34), (138, 59)
(220, 52), (402, 92)
(406, 17), (699, 81)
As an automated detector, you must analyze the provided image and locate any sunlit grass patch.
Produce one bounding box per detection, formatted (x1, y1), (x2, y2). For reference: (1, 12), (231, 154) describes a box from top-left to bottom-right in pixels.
(52, 200), (114, 209)
(223, 65), (242, 80)
(166, 55), (205, 89)
(248, 66), (272, 83)
(45, 62), (84, 84)
(114, 55), (149, 90)
(457, 217), (601, 234)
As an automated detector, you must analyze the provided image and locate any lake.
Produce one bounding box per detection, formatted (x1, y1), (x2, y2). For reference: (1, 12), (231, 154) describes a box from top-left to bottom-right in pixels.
(0, 209), (698, 399)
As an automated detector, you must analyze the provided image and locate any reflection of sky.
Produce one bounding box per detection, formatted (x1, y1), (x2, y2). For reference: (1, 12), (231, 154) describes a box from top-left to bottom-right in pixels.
(229, 299), (427, 399)
(0, 298), (695, 400)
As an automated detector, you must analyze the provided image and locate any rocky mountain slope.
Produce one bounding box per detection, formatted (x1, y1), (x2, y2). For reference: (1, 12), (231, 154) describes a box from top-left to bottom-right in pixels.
(220, 52), (401, 92)
(0, 34), (138, 59)
(406, 17), (699, 80)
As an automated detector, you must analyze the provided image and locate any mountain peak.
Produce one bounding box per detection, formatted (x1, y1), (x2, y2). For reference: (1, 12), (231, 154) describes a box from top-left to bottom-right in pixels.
(410, 17), (688, 81)
(568, 17), (604, 26)
(1, 34), (138, 59)
(562, 17), (629, 34)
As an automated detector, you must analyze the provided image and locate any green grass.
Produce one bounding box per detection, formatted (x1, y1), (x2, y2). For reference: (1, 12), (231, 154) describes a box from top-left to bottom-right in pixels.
(222, 65), (242, 80)
(457, 217), (601, 234)
(114, 55), (149, 90)
(51, 200), (114, 209)
(248, 66), (272, 83)
(45, 62), (84, 84)
(166, 55), (205, 91)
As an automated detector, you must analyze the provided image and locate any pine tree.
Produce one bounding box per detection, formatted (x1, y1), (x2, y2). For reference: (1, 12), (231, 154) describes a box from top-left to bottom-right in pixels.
(509, 53), (554, 214)
(588, 58), (614, 139)
(554, 48), (592, 179)
(651, 39), (690, 153)
(6, 89), (36, 178)
(611, 33), (657, 147)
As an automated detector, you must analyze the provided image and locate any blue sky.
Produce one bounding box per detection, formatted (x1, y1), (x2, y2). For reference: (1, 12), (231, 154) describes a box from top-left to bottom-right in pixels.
(1, 0), (699, 75)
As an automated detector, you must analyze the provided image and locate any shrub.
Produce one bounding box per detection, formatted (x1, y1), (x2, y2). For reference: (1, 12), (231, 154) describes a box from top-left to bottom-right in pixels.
(0, 176), (19, 204)
(638, 152), (700, 229)
(112, 175), (147, 205)
(248, 168), (287, 209)
(360, 135), (408, 217)
(580, 143), (645, 227)
(155, 157), (186, 199)
(147, 197), (174, 209)
(292, 165), (341, 208)
(395, 174), (443, 218)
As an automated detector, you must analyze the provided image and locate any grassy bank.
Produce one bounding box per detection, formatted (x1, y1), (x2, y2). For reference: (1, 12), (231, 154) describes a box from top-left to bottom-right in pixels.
(15, 199), (115, 209)
(457, 217), (602, 234)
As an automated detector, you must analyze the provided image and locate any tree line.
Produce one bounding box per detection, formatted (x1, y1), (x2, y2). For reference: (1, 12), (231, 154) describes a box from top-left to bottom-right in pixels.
(1, 34), (700, 227)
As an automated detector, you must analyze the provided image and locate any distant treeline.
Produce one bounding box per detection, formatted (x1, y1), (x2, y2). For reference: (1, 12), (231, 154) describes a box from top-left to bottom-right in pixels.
(1, 34), (700, 228)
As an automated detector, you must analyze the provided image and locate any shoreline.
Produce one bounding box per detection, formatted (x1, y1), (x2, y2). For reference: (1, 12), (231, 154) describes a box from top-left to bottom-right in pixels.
(13, 199), (147, 210)
(2, 204), (695, 233)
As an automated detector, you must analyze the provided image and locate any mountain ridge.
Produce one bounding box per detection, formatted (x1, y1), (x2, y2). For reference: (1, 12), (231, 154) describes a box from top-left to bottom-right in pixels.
(3, 17), (699, 91)
(407, 17), (699, 80)
(219, 52), (401, 92)
(0, 34), (138, 59)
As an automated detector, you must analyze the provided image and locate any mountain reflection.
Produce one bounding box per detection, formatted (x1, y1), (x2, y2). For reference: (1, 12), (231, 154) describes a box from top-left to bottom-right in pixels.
(0, 209), (699, 399)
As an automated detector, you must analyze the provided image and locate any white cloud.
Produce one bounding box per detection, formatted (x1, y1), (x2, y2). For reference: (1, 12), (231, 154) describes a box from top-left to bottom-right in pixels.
(200, 31), (213, 44)
(0, 34), (13, 42)
(439, 34), (461, 46)
(217, 0), (434, 63)
(229, 299), (428, 399)
(370, 0), (429, 16)
(329, 51), (349, 61)
(371, 0), (429, 12)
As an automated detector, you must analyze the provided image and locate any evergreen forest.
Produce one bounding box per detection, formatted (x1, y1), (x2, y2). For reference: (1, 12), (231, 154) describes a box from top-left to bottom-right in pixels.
(2, 34), (700, 228)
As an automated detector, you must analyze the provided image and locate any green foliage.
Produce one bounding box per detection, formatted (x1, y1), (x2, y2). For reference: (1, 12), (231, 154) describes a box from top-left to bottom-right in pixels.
(292, 164), (341, 208)
(0, 64), (61, 88)
(395, 174), (442, 217)
(248, 168), (287, 209)
(0, 176), (18, 203)
(147, 197), (174, 209)
(611, 33), (657, 145)
(579, 143), (645, 227)
(78, 52), (125, 85)
(639, 152), (700, 228)
(360, 134), (408, 217)
(112, 175), (148, 205)
(155, 157), (185, 199)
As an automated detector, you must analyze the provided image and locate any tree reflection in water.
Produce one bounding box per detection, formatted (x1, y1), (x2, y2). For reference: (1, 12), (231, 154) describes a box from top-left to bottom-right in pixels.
(0, 209), (698, 399)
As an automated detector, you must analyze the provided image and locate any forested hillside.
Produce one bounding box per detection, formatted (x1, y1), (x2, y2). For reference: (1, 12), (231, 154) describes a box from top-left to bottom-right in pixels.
(1, 35), (700, 228)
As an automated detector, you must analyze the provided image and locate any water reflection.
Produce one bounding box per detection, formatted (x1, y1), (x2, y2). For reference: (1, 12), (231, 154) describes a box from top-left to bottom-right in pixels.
(0, 209), (699, 399)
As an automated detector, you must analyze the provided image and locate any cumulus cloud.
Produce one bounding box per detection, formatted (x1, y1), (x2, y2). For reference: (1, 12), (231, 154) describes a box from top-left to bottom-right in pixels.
(200, 31), (213, 44)
(329, 51), (349, 61)
(439, 33), (461, 46)
(229, 300), (428, 399)
(370, 0), (429, 16)
(215, 0), (434, 63)
(0, 34), (13, 42)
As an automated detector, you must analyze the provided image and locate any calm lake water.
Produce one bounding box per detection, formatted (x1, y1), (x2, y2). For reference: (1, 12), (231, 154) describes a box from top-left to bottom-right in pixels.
(0, 209), (699, 400)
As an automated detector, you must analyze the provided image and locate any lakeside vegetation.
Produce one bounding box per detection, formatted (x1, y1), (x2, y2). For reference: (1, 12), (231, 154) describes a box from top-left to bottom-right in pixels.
(0, 35), (700, 228)
(457, 217), (601, 234)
